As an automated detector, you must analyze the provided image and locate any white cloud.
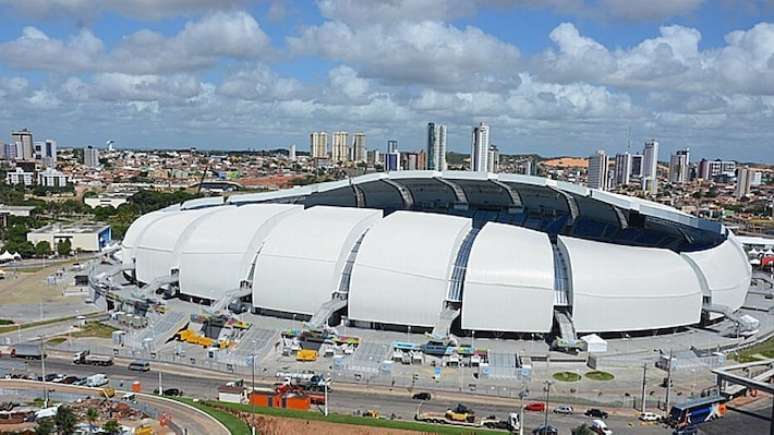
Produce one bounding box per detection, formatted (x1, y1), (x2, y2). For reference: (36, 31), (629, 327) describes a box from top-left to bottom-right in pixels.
(218, 64), (303, 100)
(0, 0), (253, 20)
(597, 0), (704, 21)
(288, 20), (520, 88)
(0, 27), (103, 73)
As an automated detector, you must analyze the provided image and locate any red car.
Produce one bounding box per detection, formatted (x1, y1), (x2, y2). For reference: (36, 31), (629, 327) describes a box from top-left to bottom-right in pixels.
(525, 402), (546, 412)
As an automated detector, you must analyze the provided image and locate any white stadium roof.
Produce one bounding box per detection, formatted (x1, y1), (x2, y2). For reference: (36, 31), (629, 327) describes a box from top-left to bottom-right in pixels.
(348, 211), (471, 327)
(462, 223), (555, 333)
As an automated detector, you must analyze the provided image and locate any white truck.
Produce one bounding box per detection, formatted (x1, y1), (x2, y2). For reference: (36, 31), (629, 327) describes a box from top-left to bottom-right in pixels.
(73, 350), (114, 366)
(85, 374), (109, 387)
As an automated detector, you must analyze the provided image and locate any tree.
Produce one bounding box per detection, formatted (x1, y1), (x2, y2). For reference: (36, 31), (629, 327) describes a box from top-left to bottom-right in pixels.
(34, 241), (52, 257)
(86, 407), (99, 433)
(35, 418), (54, 435)
(57, 239), (72, 256)
(54, 406), (77, 435)
(102, 419), (121, 435)
(15, 240), (35, 258)
(571, 424), (597, 435)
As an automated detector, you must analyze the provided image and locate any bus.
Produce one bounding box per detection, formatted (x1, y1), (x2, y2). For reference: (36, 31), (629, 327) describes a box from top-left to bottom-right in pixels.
(668, 395), (726, 428)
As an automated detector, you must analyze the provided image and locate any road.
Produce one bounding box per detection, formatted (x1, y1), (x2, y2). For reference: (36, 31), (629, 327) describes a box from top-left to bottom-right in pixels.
(2, 355), (672, 434)
(0, 379), (229, 435)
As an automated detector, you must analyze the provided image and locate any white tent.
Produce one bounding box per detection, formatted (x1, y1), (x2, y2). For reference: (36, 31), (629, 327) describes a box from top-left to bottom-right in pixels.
(749, 248), (761, 256)
(581, 334), (608, 353)
(0, 251), (14, 262)
(11, 252), (21, 259)
(764, 249), (774, 257)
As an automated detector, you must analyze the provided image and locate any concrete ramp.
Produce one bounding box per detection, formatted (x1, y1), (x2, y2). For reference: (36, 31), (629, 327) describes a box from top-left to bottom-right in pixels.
(306, 297), (348, 330)
(431, 304), (460, 341)
(129, 311), (188, 350)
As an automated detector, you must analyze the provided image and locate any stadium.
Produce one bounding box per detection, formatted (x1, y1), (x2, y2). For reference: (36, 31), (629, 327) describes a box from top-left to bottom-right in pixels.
(119, 170), (752, 343)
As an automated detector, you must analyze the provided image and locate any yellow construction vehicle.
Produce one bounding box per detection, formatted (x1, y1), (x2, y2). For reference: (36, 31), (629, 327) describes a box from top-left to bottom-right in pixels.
(100, 387), (116, 399)
(175, 329), (215, 348)
(134, 425), (153, 435)
(296, 349), (318, 362)
(445, 404), (476, 423)
(362, 409), (380, 418)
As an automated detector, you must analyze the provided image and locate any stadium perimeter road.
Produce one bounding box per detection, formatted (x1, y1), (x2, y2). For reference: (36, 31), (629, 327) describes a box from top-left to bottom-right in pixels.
(10, 355), (670, 434)
(0, 379), (229, 435)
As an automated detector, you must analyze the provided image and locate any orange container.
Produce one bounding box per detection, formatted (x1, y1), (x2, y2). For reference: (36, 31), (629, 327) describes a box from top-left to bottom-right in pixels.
(285, 396), (311, 410)
(131, 381), (141, 393)
(248, 392), (270, 407)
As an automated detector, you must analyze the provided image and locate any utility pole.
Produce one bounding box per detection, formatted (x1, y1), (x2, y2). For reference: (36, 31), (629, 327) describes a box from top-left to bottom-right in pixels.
(324, 375), (329, 417)
(158, 371), (162, 396)
(640, 363), (647, 414)
(40, 339), (48, 408)
(251, 352), (256, 435)
(543, 380), (551, 430)
(519, 387), (528, 435)
(665, 349), (674, 412)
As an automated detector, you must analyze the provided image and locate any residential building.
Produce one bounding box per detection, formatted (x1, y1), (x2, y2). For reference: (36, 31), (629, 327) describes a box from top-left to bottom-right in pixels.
(37, 168), (68, 188)
(630, 154), (643, 177)
(669, 149), (690, 183)
(331, 131), (349, 162)
(427, 122), (447, 171)
(587, 150), (609, 190)
(516, 159), (533, 176)
(387, 140), (398, 154)
(402, 152), (420, 170)
(487, 145), (499, 173)
(699, 159), (736, 180)
(642, 139), (659, 194)
(471, 122), (490, 172)
(736, 166), (757, 199)
(11, 129), (33, 160)
(385, 150), (400, 171)
(84, 146), (100, 168)
(5, 167), (34, 186)
(3, 143), (17, 160)
(614, 152), (631, 186)
(288, 144), (296, 161)
(310, 132), (328, 158)
(351, 132), (366, 162)
(367, 149), (381, 167)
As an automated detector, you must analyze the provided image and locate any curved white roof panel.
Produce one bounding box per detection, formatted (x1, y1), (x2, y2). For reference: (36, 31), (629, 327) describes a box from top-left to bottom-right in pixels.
(177, 204), (302, 300)
(133, 207), (221, 284)
(121, 209), (169, 269)
(462, 223), (555, 333)
(683, 238), (751, 312)
(348, 211), (472, 327)
(251, 206), (382, 315)
(559, 235), (703, 333)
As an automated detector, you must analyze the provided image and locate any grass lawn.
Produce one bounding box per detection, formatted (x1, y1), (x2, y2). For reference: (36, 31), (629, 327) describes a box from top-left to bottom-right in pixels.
(205, 400), (504, 434)
(584, 371), (615, 381)
(0, 313), (97, 334)
(553, 371), (582, 382)
(177, 398), (251, 435)
(70, 321), (118, 339)
(733, 336), (774, 362)
(0, 319), (13, 326)
(47, 337), (67, 345)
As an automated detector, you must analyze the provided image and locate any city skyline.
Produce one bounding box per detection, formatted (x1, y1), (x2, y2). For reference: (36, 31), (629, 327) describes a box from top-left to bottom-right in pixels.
(0, 2), (773, 163)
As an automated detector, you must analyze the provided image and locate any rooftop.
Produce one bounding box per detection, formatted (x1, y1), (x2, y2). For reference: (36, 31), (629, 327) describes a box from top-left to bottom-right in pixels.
(30, 222), (110, 234)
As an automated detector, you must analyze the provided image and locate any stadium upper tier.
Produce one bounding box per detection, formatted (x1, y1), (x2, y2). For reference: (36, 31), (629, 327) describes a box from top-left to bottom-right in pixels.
(121, 171), (751, 335)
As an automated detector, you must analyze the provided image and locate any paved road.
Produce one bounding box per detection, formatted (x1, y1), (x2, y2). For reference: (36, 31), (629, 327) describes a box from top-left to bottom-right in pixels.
(0, 378), (229, 435)
(3, 355), (672, 434)
(699, 402), (772, 435)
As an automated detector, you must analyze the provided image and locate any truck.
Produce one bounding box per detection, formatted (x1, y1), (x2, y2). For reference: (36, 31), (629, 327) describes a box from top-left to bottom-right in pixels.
(12, 344), (43, 360)
(73, 350), (114, 366)
(85, 374), (109, 388)
(415, 404), (520, 431)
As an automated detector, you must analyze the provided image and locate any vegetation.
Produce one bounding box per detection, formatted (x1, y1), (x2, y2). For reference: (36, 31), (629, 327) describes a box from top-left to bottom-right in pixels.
(34, 240), (52, 257)
(56, 239), (72, 256)
(54, 406), (77, 435)
(572, 424), (597, 435)
(584, 371), (615, 381)
(35, 418), (54, 435)
(196, 400), (504, 434)
(102, 419), (121, 434)
(553, 371), (582, 382)
(0, 312), (100, 334)
(734, 336), (774, 362)
(70, 321), (119, 339)
(178, 399), (251, 435)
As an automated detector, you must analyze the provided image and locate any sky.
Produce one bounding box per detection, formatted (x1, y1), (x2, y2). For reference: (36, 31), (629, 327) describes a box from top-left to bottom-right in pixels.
(0, 0), (773, 162)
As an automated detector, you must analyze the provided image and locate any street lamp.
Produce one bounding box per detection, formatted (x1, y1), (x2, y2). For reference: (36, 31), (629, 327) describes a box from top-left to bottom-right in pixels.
(543, 380), (552, 430)
(518, 387), (529, 435)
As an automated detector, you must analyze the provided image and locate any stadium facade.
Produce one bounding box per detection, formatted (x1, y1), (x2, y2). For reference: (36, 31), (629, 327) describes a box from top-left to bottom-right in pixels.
(120, 171), (751, 337)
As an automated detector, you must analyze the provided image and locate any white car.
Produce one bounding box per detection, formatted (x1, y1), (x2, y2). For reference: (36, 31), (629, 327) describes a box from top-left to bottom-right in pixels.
(553, 405), (573, 414)
(639, 411), (660, 422)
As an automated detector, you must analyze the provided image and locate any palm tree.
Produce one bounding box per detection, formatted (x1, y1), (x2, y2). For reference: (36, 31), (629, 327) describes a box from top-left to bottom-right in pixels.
(86, 408), (99, 433)
(54, 406), (77, 435)
(102, 419), (121, 435)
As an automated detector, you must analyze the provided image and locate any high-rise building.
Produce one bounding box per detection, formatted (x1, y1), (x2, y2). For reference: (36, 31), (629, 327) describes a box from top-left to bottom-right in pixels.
(642, 139), (659, 194)
(736, 166), (757, 199)
(331, 131), (349, 162)
(402, 152), (419, 170)
(310, 132), (328, 158)
(630, 154), (643, 177)
(614, 152), (631, 187)
(417, 150), (428, 171)
(288, 144), (296, 161)
(351, 132), (366, 162)
(387, 140), (398, 154)
(385, 150), (400, 172)
(37, 168), (67, 188)
(487, 145), (499, 173)
(3, 143), (17, 160)
(427, 123), (447, 171)
(11, 129), (33, 160)
(84, 145), (100, 168)
(587, 150), (609, 190)
(516, 159), (533, 176)
(698, 159), (736, 180)
(669, 149), (690, 183)
(367, 149), (381, 167)
(471, 122), (489, 172)
(42, 139), (57, 167)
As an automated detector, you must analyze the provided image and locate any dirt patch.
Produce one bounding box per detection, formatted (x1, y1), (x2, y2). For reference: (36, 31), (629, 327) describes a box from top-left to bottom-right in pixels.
(249, 415), (418, 435)
(0, 262), (74, 304)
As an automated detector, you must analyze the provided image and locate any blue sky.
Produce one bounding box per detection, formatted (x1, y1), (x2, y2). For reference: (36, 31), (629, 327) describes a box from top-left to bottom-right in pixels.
(0, 0), (772, 162)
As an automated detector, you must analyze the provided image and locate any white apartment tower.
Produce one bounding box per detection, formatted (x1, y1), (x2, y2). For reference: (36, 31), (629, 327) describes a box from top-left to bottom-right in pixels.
(310, 132), (328, 158)
(614, 152), (631, 187)
(11, 129), (34, 160)
(588, 150), (609, 190)
(642, 139), (659, 194)
(427, 122), (447, 171)
(351, 132), (366, 162)
(331, 131), (349, 162)
(736, 167), (757, 199)
(487, 145), (499, 173)
(471, 122), (490, 172)
(84, 145), (100, 168)
(669, 149), (690, 183)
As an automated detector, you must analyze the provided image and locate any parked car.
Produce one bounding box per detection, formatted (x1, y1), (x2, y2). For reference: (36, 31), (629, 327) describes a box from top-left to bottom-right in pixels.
(57, 376), (82, 385)
(532, 424), (559, 435)
(39, 373), (62, 382)
(154, 388), (183, 397)
(585, 408), (609, 419)
(673, 426), (698, 435)
(553, 405), (574, 415)
(639, 411), (661, 422)
(525, 402), (546, 412)
(412, 392), (432, 401)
